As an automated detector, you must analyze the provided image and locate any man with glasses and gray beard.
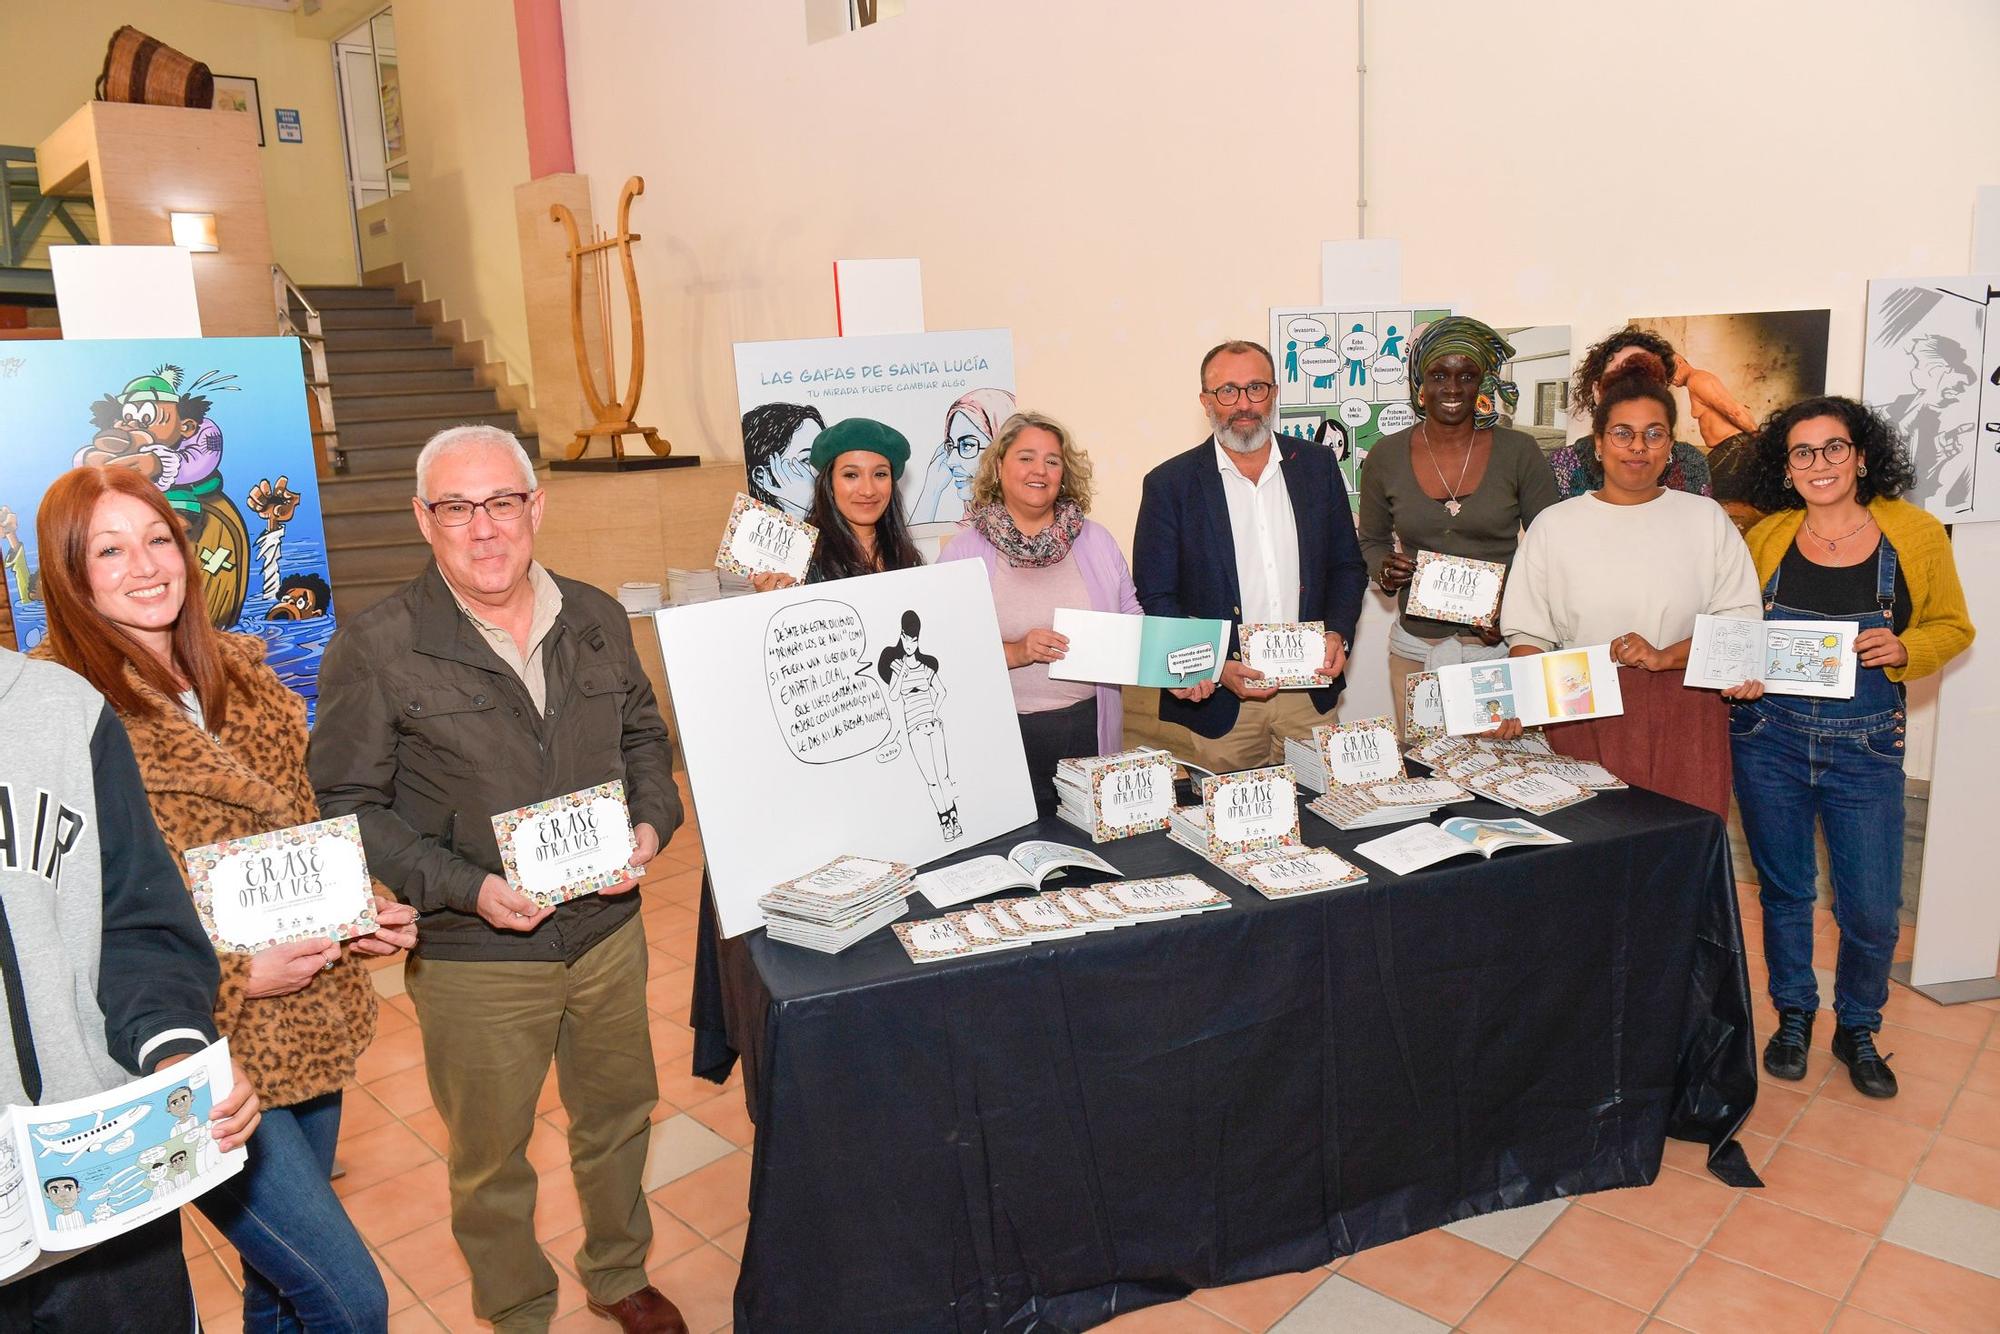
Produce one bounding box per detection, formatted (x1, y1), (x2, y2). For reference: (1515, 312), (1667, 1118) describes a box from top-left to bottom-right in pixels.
(309, 426), (688, 1334)
(1133, 340), (1369, 772)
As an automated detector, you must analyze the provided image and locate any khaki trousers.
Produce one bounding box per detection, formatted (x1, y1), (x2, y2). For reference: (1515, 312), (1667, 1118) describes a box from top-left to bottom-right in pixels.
(1184, 689), (1337, 773)
(404, 915), (658, 1331)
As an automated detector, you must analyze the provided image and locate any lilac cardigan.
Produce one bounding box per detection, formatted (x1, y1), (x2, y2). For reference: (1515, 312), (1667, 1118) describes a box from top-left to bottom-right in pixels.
(940, 519), (1141, 754)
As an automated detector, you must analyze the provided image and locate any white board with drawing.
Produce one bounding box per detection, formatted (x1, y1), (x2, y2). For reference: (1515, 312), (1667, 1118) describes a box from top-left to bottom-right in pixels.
(655, 561), (1036, 938)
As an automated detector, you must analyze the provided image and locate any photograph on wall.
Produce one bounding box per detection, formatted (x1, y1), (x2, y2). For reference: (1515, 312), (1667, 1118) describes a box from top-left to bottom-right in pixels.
(1624, 309), (1831, 531)
(656, 561), (1035, 938)
(0, 337), (338, 712)
(1862, 276), (1999, 524)
(1492, 325), (1572, 450)
(1269, 305), (1451, 497)
(732, 328), (1015, 558)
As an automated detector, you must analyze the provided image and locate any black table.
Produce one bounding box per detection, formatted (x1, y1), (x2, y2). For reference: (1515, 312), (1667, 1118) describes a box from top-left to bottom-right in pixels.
(691, 789), (1760, 1333)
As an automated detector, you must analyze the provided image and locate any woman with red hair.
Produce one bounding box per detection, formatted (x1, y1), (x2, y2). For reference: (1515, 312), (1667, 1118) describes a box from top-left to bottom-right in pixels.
(34, 465), (415, 1334)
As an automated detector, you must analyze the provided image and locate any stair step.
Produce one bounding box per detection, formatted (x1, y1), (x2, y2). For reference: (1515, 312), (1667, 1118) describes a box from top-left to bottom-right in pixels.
(321, 327), (447, 352)
(333, 439), (428, 478)
(330, 540), (434, 585)
(319, 305), (418, 330)
(340, 410), (520, 447)
(321, 506), (418, 544)
(327, 368), (478, 394)
(325, 346), (459, 374)
(297, 285), (403, 310)
(322, 439), (540, 507)
(332, 386), (502, 418)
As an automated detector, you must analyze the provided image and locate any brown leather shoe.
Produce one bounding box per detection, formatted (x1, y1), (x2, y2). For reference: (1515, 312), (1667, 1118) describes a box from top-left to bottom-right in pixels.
(587, 1285), (689, 1334)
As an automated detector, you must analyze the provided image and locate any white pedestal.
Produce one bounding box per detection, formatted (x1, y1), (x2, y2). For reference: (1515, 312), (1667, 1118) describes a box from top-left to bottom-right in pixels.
(1903, 521), (2000, 1002)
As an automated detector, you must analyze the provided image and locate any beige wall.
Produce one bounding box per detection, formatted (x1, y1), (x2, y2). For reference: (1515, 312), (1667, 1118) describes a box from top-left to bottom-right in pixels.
(564, 0), (2000, 778)
(0, 0), (355, 285)
(561, 0), (2000, 548)
(363, 0), (534, 380)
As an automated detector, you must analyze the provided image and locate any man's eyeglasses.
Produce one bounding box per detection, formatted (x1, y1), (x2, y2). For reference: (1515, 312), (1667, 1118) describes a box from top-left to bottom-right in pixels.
(1603, 425), (1672, 450)
(420, 492), (533, 526)
(1202, 381), (1274, 406)
(1787, 439), (1853, 470)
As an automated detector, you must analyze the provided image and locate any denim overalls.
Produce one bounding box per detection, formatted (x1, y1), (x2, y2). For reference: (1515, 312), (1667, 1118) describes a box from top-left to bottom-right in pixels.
(1729, 540), (1906, 1032)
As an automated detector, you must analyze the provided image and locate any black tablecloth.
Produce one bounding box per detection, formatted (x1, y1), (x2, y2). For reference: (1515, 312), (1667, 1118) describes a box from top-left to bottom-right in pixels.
(689, 790), (1760, 1333)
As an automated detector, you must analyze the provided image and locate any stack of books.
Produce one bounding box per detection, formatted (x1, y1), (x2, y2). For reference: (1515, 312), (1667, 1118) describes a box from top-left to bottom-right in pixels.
(1408, 736), (1622, 815)
(616, 581), (662, 613)
(1297, 716), (1470, 830)
(1053, 747), (1177, 841)
(666, 568), (756, 606)
(1307, 776), (1471, 830)
(891, 875), (1233, 964)
(758, 854), (915, 953)
(1282, 733), (1330, 792)
(1165, 804), (1311, 881)
(1233, 846), (1369, 900)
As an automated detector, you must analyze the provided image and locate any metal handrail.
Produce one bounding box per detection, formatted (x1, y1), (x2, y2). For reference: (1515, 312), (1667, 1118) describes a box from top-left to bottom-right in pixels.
(273, 263), (344, 474)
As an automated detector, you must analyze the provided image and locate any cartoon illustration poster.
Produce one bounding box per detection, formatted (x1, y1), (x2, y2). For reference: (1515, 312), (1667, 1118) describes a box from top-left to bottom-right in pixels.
(0, 338), (337, 712)
(732, 329), (1016, 557)
(1269, 304), (1452, 497)
(1862, 276), (2000, 525)
(655, 560), (1035, 938)
(0, 1040), (245, 1279)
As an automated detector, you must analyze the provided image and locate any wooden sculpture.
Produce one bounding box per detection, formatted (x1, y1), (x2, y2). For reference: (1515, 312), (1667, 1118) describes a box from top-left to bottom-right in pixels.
(550, 176), (671, 461)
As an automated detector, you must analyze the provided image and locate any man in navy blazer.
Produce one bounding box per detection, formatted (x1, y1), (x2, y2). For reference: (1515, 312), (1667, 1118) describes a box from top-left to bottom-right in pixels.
(1133, 340), (1368, 771)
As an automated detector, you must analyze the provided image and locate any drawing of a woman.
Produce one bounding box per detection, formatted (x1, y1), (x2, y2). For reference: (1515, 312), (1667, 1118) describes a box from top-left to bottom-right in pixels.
(878, 609), (961, 840)
(908, 388), (1016, 525)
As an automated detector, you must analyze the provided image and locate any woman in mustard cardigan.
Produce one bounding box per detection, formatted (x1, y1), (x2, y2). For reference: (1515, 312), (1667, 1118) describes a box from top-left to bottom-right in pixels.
(1725, 397), (1973, 1101)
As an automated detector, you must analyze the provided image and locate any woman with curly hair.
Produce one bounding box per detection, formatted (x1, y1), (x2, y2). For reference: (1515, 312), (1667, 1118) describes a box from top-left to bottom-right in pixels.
(1545, 328), (1714, 500)
(1724, 397), (1974, 1100)
(942, 411), (1140, 814)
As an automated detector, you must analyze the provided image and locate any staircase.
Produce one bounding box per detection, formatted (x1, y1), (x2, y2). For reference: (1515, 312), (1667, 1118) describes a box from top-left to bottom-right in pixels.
(291, 284), (540, 615)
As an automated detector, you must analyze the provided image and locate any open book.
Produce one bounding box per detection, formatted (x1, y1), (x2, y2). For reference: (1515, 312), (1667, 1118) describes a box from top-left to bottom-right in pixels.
(1353, 817), (1570, 876)
(1683, 614), (1857, 700)
(914, 840), (1120, 909)
(1, 1040), (244, 1284)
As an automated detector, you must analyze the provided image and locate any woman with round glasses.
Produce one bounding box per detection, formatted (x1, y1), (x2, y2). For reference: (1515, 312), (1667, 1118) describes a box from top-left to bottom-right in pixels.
(1725, 397), (1973, 1100)
(908, 387), (1017, 525)
(1496, 371), (1760, 815)
(1358, 316), (1561, 735)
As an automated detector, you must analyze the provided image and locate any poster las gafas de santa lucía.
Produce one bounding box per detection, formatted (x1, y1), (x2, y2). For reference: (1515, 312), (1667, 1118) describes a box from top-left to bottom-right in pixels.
(0, 337), (336, 715)
(732, 329), (1016, 559)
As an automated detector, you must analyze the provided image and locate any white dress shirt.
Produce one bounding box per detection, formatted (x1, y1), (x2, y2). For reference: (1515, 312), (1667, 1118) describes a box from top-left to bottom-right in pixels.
(1214, 440), (1301, 624)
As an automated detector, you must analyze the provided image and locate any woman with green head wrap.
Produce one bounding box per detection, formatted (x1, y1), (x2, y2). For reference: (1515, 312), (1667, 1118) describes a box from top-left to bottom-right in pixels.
(1357, 316), (1561, 736)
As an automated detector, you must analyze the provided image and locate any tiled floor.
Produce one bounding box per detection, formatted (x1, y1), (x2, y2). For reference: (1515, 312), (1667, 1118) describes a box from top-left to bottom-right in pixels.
(183, 780), (2000, 1333)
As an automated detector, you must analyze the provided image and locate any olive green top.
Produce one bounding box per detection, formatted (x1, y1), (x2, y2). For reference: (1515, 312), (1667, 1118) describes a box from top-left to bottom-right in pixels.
(1357, 425), (1561, 640)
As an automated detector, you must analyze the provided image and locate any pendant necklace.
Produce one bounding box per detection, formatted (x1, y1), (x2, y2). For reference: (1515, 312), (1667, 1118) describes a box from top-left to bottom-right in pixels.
(1422, 423), (1474, 517)
(1803, 513), (1874, 554)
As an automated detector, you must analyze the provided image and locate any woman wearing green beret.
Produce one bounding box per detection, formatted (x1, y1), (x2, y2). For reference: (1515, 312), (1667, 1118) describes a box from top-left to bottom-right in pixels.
(749, 416), (925, 591)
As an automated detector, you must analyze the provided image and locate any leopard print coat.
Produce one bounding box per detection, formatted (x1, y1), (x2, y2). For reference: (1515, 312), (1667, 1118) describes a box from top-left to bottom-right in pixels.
(36, 632), (379, 1107)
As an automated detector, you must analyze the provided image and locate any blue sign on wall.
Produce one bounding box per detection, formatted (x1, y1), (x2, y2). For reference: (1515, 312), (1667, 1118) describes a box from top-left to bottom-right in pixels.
(274, 108), (302, 143)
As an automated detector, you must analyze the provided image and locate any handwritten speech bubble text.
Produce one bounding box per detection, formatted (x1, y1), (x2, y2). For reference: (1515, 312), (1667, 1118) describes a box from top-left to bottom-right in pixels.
(765, 599), (894, 763)
(1340, 328), (1380, 360)
(1338, 397), (1373, 427)
(1286, 316), (1329, 343)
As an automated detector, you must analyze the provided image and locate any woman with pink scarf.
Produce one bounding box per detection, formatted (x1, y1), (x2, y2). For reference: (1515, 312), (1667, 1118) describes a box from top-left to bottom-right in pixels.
(941, 411), (1140, 815)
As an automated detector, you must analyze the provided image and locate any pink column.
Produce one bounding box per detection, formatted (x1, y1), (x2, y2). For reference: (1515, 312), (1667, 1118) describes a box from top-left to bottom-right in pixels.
(514, 0), (575, 179)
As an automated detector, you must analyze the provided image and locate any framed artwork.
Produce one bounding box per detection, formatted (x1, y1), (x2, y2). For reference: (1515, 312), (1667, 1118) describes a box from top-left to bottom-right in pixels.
(211, 75), (264, 146)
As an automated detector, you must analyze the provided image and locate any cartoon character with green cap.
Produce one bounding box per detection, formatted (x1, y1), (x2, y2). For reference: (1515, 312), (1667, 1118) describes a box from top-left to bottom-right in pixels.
(76, 364), (260, 626)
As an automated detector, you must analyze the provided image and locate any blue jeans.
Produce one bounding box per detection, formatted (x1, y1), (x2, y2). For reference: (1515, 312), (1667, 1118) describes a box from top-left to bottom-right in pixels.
(1730, 703), (1906, 1031)
(195, 1090), (389, 1333)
